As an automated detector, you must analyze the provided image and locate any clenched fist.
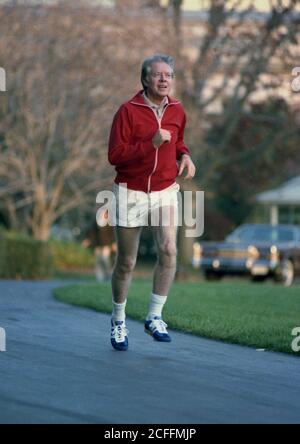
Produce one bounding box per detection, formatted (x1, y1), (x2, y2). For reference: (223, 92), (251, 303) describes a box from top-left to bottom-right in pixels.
(152, 129), (171, 148)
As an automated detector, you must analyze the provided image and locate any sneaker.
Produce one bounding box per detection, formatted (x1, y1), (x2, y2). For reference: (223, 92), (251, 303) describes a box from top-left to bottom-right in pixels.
(144, 316), (171, 342)
(111, 319), (129, 351)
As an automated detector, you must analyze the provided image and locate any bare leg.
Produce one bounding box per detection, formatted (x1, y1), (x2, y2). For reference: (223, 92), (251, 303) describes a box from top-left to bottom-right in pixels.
(150, 206), (178, 296)
(111, 226), (142, 303)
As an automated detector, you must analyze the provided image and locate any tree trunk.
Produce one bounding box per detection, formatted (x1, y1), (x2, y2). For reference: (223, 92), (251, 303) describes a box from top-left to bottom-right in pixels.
(31, 183), (51, 241)
(178, 225), (194, 266)
(171, 0), (184, 97)
(32, 218), (51, 242)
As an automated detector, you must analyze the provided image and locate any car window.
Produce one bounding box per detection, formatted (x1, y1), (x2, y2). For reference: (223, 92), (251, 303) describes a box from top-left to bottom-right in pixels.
(235, 226), (295, 242)
(225, 226), (252, 242)
(277, 228), (295, 242)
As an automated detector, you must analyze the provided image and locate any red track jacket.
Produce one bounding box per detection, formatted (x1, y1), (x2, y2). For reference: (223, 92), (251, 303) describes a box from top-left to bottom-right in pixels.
(108, 90), (190, 193)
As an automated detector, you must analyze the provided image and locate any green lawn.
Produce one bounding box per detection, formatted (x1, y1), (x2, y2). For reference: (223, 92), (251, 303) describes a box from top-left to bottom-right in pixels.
(53, 280), (300, 355)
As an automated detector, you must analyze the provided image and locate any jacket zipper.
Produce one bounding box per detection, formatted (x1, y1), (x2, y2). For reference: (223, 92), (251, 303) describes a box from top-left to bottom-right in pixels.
(130, 101), (171, 194)
(147, 104), (170, 193)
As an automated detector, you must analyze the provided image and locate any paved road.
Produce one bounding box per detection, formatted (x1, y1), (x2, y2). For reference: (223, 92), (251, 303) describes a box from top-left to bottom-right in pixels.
(0, 280), (299, 424)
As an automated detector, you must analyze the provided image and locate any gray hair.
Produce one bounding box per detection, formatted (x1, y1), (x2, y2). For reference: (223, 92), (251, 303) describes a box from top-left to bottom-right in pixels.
(141, 54), (174, 90)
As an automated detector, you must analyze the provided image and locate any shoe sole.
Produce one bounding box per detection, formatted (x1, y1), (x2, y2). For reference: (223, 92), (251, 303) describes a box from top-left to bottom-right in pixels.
(111, 343), (128, 351)
(144, 328), (171, 342)
(111, 338), (129, 351)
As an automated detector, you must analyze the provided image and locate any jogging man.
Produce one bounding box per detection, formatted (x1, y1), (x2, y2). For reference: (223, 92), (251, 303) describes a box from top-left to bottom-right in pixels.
(108, 54), (196, 351)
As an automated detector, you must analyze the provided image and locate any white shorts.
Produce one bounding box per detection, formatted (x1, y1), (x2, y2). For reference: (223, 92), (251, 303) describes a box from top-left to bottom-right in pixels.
(112, 182), (180, 227)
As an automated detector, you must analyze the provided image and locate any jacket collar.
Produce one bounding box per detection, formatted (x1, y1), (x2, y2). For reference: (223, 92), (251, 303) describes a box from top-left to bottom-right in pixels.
(129, 90), (180, 106)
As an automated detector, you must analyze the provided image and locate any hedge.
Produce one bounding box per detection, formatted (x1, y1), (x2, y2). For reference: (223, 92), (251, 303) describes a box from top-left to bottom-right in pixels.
(49, 240), (95, 270)
(0, 230), (53, 279)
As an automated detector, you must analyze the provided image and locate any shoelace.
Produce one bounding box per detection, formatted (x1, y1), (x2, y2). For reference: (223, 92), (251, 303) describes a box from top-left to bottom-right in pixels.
(112, 324), (129, 342)
(151, 319), (168, 334)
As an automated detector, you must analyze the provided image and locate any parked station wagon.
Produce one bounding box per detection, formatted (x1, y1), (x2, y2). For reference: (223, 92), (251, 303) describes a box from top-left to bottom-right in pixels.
(193, 224), (300, 286)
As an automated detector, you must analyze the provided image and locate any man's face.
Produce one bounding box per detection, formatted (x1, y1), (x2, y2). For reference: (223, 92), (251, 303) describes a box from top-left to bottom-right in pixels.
(146, 61), (174, 101)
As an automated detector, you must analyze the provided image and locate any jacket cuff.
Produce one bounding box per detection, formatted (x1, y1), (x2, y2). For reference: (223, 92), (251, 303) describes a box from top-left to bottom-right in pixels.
(177, 150), (190, 161)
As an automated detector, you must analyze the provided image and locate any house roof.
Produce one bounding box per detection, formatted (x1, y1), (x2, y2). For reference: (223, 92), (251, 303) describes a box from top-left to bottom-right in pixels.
(256, 176), (300, 205)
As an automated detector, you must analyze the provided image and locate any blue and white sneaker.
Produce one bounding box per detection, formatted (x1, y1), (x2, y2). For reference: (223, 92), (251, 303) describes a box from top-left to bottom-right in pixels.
(144, 316), (171, 342)
(111, 319), (129, 351)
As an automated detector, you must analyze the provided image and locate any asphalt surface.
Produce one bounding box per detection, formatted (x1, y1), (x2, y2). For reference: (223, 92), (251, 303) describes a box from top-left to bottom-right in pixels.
(0, 280), (300, 424)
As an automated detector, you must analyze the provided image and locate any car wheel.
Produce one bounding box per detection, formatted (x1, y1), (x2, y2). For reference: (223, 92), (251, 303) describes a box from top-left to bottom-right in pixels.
(274, 259), (295, 287)
(204, 271), (223, 281)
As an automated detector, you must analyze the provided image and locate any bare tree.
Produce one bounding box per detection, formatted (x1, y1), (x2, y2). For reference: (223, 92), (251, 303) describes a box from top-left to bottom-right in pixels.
(168, 0), (300, 149)
(0, 3), (170, 240)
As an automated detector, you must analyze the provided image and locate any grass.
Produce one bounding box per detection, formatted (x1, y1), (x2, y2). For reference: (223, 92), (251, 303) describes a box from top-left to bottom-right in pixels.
(53, 280), (300, 356)
(51, 270), (97, 281)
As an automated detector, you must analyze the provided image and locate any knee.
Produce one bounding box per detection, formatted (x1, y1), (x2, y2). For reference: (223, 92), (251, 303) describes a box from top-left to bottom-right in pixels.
(158, 240), (177, 265)
(116, 256), (136, 274)
(162, 239), (177, 257)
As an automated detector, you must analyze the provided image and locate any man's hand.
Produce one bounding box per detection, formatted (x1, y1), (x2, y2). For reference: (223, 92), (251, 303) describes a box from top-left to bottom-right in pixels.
(178, 154), (196, 180)
(152, 129), (171, 148)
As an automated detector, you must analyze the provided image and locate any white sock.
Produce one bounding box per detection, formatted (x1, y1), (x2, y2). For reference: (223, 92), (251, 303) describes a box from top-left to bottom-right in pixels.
(146, 293), (167, 320)
(112, 299), (127, 323)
